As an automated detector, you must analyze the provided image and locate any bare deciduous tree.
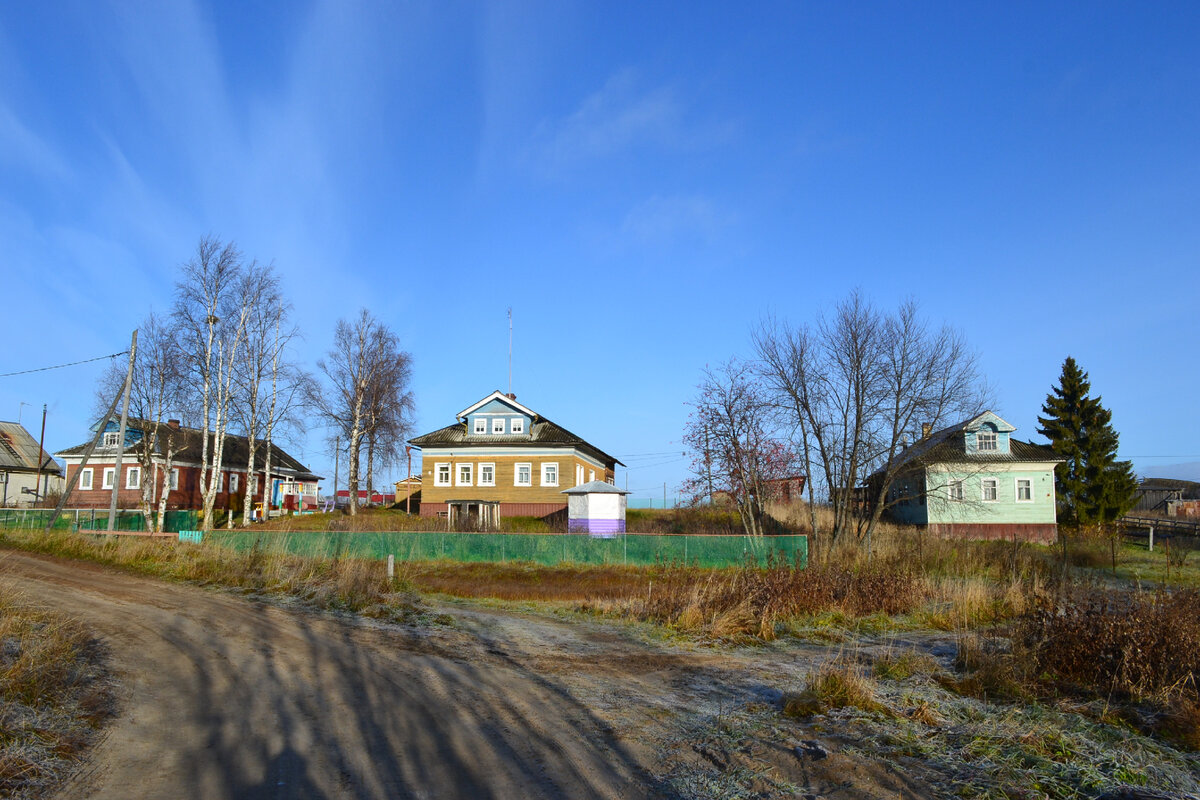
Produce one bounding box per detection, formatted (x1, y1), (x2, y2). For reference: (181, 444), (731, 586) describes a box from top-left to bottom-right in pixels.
(755, 292), (987, 556)
(313, 310), (414, 516)
(230, 264), (311, 523)
(94, 312), (188, 532)
(683, 358), (800, 537)
(173, 236), (252, 529)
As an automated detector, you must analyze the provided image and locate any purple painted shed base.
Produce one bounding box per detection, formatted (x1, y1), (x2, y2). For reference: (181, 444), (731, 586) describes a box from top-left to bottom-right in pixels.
(568, 518), (626, 535)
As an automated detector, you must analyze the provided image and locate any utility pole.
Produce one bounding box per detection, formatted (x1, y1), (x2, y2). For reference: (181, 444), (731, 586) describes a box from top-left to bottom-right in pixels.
(35, 404), (47, 505)
(107, 330), (137, 533)
(405, 445), (412, 515)
(332, 436), (340, 511)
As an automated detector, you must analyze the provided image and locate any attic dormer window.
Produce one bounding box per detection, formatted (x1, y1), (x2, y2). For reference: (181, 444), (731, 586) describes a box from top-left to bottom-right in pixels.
(511, 419), (524, 434)
(103, 432), (120, 447)
(473, 418), (486, 435)
(977, 431), (997, 451)
(492, 418), (505, 434)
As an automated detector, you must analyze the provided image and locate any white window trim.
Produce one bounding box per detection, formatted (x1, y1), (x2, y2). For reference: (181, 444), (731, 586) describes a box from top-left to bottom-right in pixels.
(981, 478), (998, 503)
(479, 463), (496, 487)
(103, 431), (119, 447)
(102, 467), (116, 490)
(456, 463), (473, 487)
(589, 470), (596, 483)
(80, 467), (94, 490)
(473, 418), (487, 434)
(514, 462), (532, 487)
(230, 473), (239, 493)
(492, 418), (505, 434)
(126, 466), (141, 490)
(947, 480), (963, 501)
(434, 463), (451, 487)
(977, 431), (997, 451)
(1015, 478), (1034, 503)
(541, 462), (559, 487)
(510, 419), (525, 434)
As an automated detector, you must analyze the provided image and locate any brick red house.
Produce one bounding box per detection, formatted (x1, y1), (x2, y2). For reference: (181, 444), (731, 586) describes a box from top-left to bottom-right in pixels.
(55, 418), (320, 513)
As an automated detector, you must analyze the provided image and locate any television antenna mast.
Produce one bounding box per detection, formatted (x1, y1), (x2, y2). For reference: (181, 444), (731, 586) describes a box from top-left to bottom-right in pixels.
(507, 307), (513, 394)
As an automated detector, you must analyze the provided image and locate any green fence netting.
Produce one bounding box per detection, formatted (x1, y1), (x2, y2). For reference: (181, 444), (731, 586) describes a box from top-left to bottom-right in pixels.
(199, 530), (808, 569)
(0, 509), (200, 533)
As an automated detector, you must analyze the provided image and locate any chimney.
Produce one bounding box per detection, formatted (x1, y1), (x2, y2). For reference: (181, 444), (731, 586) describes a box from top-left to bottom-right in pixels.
(506, 393), (517, 401)
(168, 419), (181, 430)
(921, 423), (932, 440)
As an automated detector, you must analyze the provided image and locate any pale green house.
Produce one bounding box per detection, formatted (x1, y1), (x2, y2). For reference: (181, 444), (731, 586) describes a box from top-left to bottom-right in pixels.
(874, 411), (1062, 544)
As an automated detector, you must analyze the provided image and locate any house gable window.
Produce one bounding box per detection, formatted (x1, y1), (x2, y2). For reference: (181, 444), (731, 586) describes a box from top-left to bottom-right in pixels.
(492, 419), (505, 434)
(541, 463), (558, 487)
(977, 431), (997, 451)
(473, 418), (487, 435)
(126, 467), (141, 490)
(435, 463), (451, 486)
(80, 467), (94, 490)
(230, 473), (239, 493)
(1016, 478), (1033, 502)
(982, 478), (998, 502)
(947, 480), (963, 501)
(103, 432), (120, 447)
(479, 463), (495, 486)
(515, 463), (532, 487)
(169, 468), (179, 490)
(457, 464), (473, 486)
(102, 468), (116, 490)
(510, 419), (525, 434)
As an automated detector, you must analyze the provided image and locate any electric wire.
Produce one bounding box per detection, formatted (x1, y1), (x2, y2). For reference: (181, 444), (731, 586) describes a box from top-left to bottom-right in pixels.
(0, 352), (128, 378)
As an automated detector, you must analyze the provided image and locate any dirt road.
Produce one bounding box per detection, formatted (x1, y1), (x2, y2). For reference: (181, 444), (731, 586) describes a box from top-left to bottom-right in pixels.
(1, 551), (672, 800)
(1, 550), (936, 799)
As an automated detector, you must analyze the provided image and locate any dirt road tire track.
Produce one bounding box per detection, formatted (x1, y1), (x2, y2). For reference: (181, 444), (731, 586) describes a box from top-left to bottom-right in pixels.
(0, 551), (658, 800)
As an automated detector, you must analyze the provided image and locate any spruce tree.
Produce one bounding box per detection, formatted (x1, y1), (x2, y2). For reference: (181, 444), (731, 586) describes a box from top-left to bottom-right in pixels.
(1037, 357), (1138, 527)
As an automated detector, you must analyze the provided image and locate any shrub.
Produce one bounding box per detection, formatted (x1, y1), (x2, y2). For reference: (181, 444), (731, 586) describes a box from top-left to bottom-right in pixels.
(783, 659), (886, 717)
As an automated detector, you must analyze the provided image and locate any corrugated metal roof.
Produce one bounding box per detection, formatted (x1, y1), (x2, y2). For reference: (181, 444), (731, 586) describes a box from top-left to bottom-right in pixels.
(0, 421), (62, 475)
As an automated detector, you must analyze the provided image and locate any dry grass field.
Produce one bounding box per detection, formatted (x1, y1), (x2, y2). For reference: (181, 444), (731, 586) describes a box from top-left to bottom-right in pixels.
(2, 509), (1199, 798)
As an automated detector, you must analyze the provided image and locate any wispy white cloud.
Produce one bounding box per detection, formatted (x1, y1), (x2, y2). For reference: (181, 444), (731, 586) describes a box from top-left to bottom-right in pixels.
(527, 69), (735, 175)
(0, 103), (71, 180)
(619, 193), (733, 248)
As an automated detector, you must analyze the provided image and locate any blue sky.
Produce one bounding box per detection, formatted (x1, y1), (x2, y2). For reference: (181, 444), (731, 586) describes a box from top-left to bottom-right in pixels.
(2, 2), (1199, 497)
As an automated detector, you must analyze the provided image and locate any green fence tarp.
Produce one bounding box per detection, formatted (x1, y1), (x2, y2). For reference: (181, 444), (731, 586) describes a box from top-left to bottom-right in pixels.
(0, 509), (199, 533)
(200, 530), (808, 569)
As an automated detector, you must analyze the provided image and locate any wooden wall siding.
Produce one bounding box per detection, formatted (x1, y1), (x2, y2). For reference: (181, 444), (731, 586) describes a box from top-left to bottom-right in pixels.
(419, 452), (614, 506)
(419, 501), (566, 518)
(63, 462), (266, 511)
(924, 467), (1058, 525)
(927, 522), (1058, 545)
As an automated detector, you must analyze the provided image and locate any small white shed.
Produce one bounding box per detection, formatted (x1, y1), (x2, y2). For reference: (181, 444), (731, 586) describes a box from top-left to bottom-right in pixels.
(561, 481), (631, 536)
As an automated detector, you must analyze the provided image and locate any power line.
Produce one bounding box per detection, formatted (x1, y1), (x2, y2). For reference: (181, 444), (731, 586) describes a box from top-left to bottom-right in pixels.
(0, 351), (128, 378)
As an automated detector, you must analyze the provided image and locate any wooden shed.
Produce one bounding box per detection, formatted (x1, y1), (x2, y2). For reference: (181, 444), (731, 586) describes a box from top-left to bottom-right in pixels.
(562, 481), (631, 536)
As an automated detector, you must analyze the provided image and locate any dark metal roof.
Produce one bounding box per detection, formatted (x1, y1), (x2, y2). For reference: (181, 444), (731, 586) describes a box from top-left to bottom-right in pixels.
(55, 419), (320, 480)
(874, 413), (1061, 479)
(897, 437), (1061, 466)
(0, 421), (62, 476)
(410, 416), (623, 468)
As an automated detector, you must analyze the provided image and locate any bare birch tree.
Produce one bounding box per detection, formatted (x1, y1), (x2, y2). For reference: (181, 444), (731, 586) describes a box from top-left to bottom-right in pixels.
(173, 236), (252, 529)
(230, 263), (310, 524)
(313, 310), (414, 516)
(94, 312), (188, 532)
